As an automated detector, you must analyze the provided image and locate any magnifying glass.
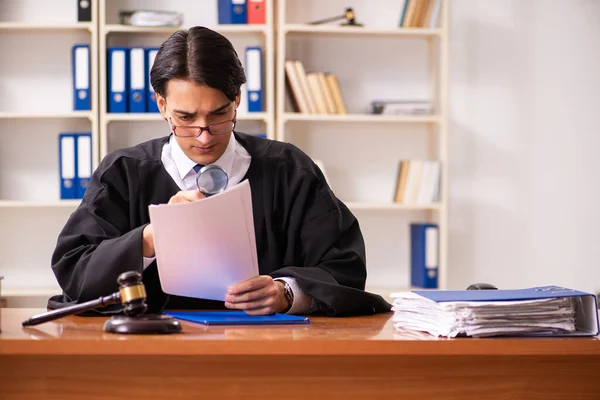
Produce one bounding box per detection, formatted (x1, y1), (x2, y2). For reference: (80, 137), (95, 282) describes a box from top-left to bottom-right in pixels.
(196, 165), (229, 197)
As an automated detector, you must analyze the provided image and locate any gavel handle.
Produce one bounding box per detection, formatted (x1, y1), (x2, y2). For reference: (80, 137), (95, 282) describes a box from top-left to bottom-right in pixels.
(308, 14), (345, 25)
(22, 292), (121, 327)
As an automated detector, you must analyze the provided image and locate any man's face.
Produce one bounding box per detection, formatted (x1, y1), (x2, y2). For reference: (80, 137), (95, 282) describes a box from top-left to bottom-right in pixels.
(157, 79), (240, 166)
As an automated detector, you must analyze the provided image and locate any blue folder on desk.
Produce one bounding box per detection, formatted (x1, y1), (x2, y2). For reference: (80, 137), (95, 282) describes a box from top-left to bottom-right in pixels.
(414, 286), (599, 337)
(164, 311), (310, 326)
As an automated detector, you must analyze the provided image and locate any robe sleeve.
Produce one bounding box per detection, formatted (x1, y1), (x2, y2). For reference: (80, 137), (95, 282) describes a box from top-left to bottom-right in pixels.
(270, 155), (392, 316)
(48, 156), (146, 311)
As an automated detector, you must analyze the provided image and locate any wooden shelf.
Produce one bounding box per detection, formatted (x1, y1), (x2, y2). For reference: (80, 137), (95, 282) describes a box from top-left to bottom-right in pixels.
(104, 24), (268, 34)
(0, 200), (81, 208)
(283, 24), (441, 37)
(104, 112), (269, 122)
(282, 113), (439, 123)
(346, 202), (440, 211)
(0, 111), (93, 120)
(236, 112), (270, 121)
(0, 22), (92, 31)
(2, 286), (60, 297)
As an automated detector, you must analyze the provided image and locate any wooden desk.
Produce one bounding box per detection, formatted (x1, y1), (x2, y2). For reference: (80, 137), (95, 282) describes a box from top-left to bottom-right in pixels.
(1, 308), (599, 400)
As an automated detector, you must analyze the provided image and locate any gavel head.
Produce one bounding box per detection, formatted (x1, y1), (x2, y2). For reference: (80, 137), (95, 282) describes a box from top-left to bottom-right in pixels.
(117, 271), (148, 317)
(345, 8), (356, 23)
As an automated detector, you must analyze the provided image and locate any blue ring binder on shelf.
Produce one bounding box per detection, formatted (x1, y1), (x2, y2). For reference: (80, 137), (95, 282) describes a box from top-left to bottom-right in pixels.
(128, 47), (146, 113)
(107, 47), (128, 113)
(72, 44), (91, 111)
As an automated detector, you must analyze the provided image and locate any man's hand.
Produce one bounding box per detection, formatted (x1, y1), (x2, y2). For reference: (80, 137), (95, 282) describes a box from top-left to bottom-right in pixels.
(168, 190), (205, 204)
(142, 223), (155, 257)
(225, 276), (290, 315)
(141, 191), (205, 257)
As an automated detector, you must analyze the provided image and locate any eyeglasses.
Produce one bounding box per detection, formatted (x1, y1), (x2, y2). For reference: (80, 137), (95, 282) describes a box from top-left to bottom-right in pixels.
(169, 111), (237, 138)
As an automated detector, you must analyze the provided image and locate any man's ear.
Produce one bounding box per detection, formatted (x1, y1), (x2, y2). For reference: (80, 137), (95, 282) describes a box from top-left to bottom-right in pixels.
(235, 90), (241, 109)
(156, 93), (167, 120)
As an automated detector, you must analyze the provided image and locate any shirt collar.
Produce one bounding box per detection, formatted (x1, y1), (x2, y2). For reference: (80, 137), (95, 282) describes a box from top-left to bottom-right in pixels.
(170, 132), (237, 180)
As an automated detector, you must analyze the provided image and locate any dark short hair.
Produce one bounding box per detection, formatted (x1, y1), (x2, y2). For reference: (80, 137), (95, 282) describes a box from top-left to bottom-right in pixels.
(150, 26), (246, 101)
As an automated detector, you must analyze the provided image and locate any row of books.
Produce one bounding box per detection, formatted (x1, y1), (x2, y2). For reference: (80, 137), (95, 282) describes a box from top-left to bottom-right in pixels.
(59, 132), (92, 200)
(400, 0), (441, 28)
(218, 0), (265, 25)
(284, 60), (347, 115)
(106, 46), (263, 114)
(394, 160), (441, 205)
(106, 47), (159, 113)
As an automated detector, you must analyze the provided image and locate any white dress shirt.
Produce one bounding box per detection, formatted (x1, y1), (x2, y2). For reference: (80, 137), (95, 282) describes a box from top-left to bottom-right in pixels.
(143, 133), (314, 314)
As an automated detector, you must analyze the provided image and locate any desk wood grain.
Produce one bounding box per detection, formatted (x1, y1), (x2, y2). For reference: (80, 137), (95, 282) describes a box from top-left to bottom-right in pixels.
(1, 308), (600, 400)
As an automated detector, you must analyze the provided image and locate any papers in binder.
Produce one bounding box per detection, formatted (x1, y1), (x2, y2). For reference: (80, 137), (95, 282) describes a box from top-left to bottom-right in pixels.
(391, 286), (599, 338)
(119, 10), (183, 27)
(148, 180), (259, 302)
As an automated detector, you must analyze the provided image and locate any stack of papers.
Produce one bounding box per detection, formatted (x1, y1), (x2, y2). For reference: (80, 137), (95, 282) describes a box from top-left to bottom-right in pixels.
(391, 291), (578, 338)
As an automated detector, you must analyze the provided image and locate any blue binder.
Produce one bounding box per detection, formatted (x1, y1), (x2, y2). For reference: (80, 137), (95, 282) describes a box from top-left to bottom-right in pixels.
(59, 133), (77, 199)
(107, 47), (128, 113)
(413, 286), (600, 337)
(164, 311), (310, 326)
(75, 133), (92, 199)
(128, 47), (146, 113)
(145, 47), (160, 113)
(245, 46), (263, 112)
(410, 223), (438, 289)
(72, 44), (91, 110)
(218, 0), (247, 24)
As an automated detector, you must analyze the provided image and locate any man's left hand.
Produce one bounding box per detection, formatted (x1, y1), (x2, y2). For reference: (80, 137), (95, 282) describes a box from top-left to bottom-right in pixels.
(225, 276), (289, 315)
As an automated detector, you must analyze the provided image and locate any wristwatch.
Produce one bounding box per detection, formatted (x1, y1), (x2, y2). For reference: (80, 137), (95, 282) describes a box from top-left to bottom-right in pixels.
(282, 281), (294, 313)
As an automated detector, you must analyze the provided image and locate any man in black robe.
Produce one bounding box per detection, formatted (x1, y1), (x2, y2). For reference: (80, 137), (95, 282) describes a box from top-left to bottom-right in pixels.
(49, 26), (391, 317)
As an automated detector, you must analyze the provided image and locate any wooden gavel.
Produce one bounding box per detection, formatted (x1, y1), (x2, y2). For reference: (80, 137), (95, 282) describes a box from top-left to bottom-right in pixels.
(22, 271), (148, 327)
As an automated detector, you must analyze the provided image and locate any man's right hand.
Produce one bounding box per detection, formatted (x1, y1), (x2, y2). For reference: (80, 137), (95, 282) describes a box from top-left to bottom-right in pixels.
(142, 191), (205, 257)
(168, 190), (206, 204)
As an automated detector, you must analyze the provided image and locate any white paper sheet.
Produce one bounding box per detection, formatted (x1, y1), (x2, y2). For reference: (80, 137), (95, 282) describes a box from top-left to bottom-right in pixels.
(148, 180), (259, 301)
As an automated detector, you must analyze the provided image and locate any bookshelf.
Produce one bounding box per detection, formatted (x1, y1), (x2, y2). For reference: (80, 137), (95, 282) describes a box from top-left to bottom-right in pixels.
(276, 0), (449, 291)
(98, 0), (275, 160)
(0, 0), (447, 304)
(0, 0), (99, 299)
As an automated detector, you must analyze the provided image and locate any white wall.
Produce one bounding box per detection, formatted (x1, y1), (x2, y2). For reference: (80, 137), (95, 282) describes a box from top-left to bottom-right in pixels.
(448, 0), (600, 294)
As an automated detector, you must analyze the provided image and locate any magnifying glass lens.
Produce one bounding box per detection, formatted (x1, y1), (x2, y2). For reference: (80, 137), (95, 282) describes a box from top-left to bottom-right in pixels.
(196, 165), (228, 196)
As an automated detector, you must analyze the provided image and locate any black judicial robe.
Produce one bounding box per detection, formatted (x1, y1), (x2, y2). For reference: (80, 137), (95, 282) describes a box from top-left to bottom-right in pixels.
(48, 132), (392, 316)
